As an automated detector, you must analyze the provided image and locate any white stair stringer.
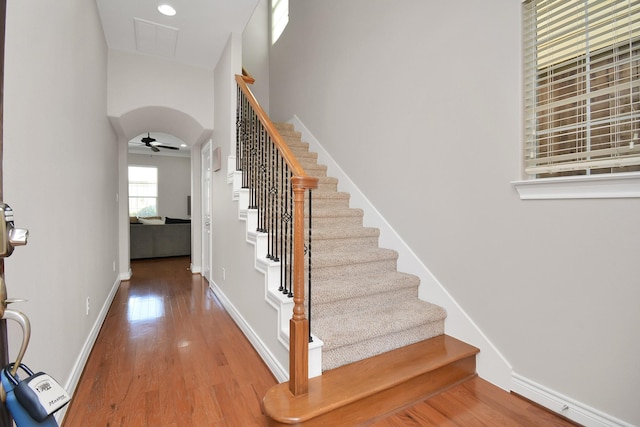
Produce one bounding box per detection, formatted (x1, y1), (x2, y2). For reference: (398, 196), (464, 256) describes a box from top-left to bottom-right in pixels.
(231, 163), (323, 379)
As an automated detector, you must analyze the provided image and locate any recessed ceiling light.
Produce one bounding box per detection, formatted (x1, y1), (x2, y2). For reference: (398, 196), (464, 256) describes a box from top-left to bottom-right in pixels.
(180, 144), (187, 148)
(157, 4), (176, 16)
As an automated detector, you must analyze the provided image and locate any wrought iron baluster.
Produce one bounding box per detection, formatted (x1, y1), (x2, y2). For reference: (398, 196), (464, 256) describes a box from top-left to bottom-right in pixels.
(287, 168), (294, 298)
(249, 112), (258, 210)
(307, 189), (313, 343)
(257, 124), (266, 232)
(235, 87), (241, 171)
(266, 137), (276, 260)
(271, 144), (280, 262)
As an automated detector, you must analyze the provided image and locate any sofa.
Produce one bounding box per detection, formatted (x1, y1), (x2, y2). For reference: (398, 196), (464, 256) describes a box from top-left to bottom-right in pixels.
(130, 218), (191, 259)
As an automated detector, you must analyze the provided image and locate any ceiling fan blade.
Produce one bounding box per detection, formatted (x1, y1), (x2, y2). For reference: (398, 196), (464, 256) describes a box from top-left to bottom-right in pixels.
(156, 145), (179, 150)
(150, 146), (160, 153)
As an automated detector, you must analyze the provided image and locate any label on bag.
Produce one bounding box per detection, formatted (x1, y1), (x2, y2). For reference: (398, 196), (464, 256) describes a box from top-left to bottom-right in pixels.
(24, 373), (70, 415)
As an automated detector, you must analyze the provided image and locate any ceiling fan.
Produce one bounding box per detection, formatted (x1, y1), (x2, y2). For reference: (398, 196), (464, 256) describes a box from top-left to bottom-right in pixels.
(139, 132), (179, 152)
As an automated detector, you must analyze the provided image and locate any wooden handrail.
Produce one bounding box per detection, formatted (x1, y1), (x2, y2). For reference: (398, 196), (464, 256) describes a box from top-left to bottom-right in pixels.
(235, 75), (313, 180)
(235, 74), (318, 397)
(241, 67), (255, 84)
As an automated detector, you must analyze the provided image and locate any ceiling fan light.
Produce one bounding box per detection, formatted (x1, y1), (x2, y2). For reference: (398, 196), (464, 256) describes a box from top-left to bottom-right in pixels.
(157, 4), (176, 16)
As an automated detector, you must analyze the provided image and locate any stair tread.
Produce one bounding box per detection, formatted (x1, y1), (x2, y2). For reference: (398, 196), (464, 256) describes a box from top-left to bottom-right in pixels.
(310, 191), (350, 200)
(263, 335), (478, 423)
(313, 247), (397, 268)
(313, 299), (446, 351)
(309, 207), (363, 217)
(311, 226), (379, 239)
(312, 271), (419, 304)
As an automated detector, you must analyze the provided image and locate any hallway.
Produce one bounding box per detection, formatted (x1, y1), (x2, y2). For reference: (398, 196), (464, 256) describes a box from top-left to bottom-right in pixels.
(62, 257), (277, 426)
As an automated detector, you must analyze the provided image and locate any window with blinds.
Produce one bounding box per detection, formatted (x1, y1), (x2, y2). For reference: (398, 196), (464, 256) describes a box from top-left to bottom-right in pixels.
(128, 166), (158, 217)
(523, 0), (640, 178)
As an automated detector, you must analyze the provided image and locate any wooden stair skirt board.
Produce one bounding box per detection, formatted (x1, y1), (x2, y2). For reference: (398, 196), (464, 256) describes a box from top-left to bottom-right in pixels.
(263, 335), (479, 427)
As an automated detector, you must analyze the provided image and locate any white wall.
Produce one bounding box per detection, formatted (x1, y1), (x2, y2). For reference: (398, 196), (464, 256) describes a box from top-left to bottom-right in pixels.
(108, 50), (214, 131)
(268, 1), (640, 425)
(210, 33), (289, 373)
(128, 153), (191, 219)
(242, 0), (270, 113)
(3, 0), (119, 394)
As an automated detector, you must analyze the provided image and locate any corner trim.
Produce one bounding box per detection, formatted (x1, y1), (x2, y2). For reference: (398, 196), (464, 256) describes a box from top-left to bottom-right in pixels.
(512, 373), (634, 427)
(511, 172), (640, 200)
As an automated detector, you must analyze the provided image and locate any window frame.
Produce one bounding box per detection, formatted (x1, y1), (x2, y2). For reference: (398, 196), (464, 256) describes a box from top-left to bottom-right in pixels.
(517, 0), (640, 199)
(128, 165), (159, 217)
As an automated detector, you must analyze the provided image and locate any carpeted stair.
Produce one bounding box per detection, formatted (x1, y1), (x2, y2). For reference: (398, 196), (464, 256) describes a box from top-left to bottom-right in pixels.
(274, 122), (447, 371)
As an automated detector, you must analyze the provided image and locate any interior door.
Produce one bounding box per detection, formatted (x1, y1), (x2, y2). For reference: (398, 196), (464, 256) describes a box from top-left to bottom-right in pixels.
(201, 141), (211, 281)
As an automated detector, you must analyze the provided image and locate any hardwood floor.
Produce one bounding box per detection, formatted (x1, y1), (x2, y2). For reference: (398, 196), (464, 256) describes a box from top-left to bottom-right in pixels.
(62, 257), (277, 427)
(368, 378), (579, 427)
(62, 257), (578, 427)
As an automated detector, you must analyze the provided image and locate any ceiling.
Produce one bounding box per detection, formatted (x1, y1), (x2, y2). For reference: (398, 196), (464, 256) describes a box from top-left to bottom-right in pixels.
(96, 0), (259, 70)
(96, 0), (260, 155)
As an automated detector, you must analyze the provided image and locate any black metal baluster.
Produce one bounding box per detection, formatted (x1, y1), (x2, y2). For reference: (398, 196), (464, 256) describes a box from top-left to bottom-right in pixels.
(307, 189), (313, 343)
(278, 159), (286, 293)
(249, 112), (258, 210)
(235, 87), (240, 171)
(266, 136), (276, 260)
(272, 144), (280, 262)
(287, 169), (294, 298)
(257, 124), (266, 232)
(242, 106), (251, 190)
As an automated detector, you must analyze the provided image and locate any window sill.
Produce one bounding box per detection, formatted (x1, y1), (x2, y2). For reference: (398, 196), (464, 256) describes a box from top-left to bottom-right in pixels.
(511, 172), (640, 200)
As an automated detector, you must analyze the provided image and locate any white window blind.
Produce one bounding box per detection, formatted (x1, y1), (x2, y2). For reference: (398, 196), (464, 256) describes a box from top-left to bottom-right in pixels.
(523, 0), (640, 177)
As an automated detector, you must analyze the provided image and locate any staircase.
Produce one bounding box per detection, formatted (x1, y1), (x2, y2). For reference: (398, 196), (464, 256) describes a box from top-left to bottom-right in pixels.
(259, 123), (479, 425)
(275, 122), (448, 371)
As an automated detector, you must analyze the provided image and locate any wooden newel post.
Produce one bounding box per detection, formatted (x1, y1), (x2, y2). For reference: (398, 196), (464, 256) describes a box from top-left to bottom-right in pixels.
(288, 176), (315, 396)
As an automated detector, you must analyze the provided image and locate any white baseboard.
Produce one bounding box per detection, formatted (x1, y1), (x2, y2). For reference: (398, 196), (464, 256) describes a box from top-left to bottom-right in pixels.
(57, 276), (121, 423)
(208, 279), (289, 382)
(512, 373), (634, 427)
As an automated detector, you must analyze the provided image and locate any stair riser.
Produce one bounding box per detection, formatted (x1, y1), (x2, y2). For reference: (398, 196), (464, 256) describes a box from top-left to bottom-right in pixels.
(322, 320), (445, 370)
(317, 182), (337, 192)
(312, 259), (397, 281)
(311, 215), (363, 228)
(311, 287), (418, 321)
(293, 153), (318, 162)
(311, 236), (379, 252)
(286, 142), (310, 151)
(279, 130), (302, 139)
(304, 168), (328, 178)
(308, 198), (351, 210)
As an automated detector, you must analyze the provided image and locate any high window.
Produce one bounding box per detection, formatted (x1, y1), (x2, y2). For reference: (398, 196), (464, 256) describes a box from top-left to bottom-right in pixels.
(128, 166), (158, 217)
(523, 0), (640, 178)
(271, 0), (289, 44)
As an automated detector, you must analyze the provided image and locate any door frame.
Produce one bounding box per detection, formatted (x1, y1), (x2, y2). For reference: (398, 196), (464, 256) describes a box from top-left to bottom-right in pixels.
(201, 140), (212, 282)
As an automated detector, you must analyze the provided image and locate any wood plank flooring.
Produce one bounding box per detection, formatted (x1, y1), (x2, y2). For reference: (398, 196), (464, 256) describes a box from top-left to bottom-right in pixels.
(62, 257), (277, 427)
(62, 257), (578, 427)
